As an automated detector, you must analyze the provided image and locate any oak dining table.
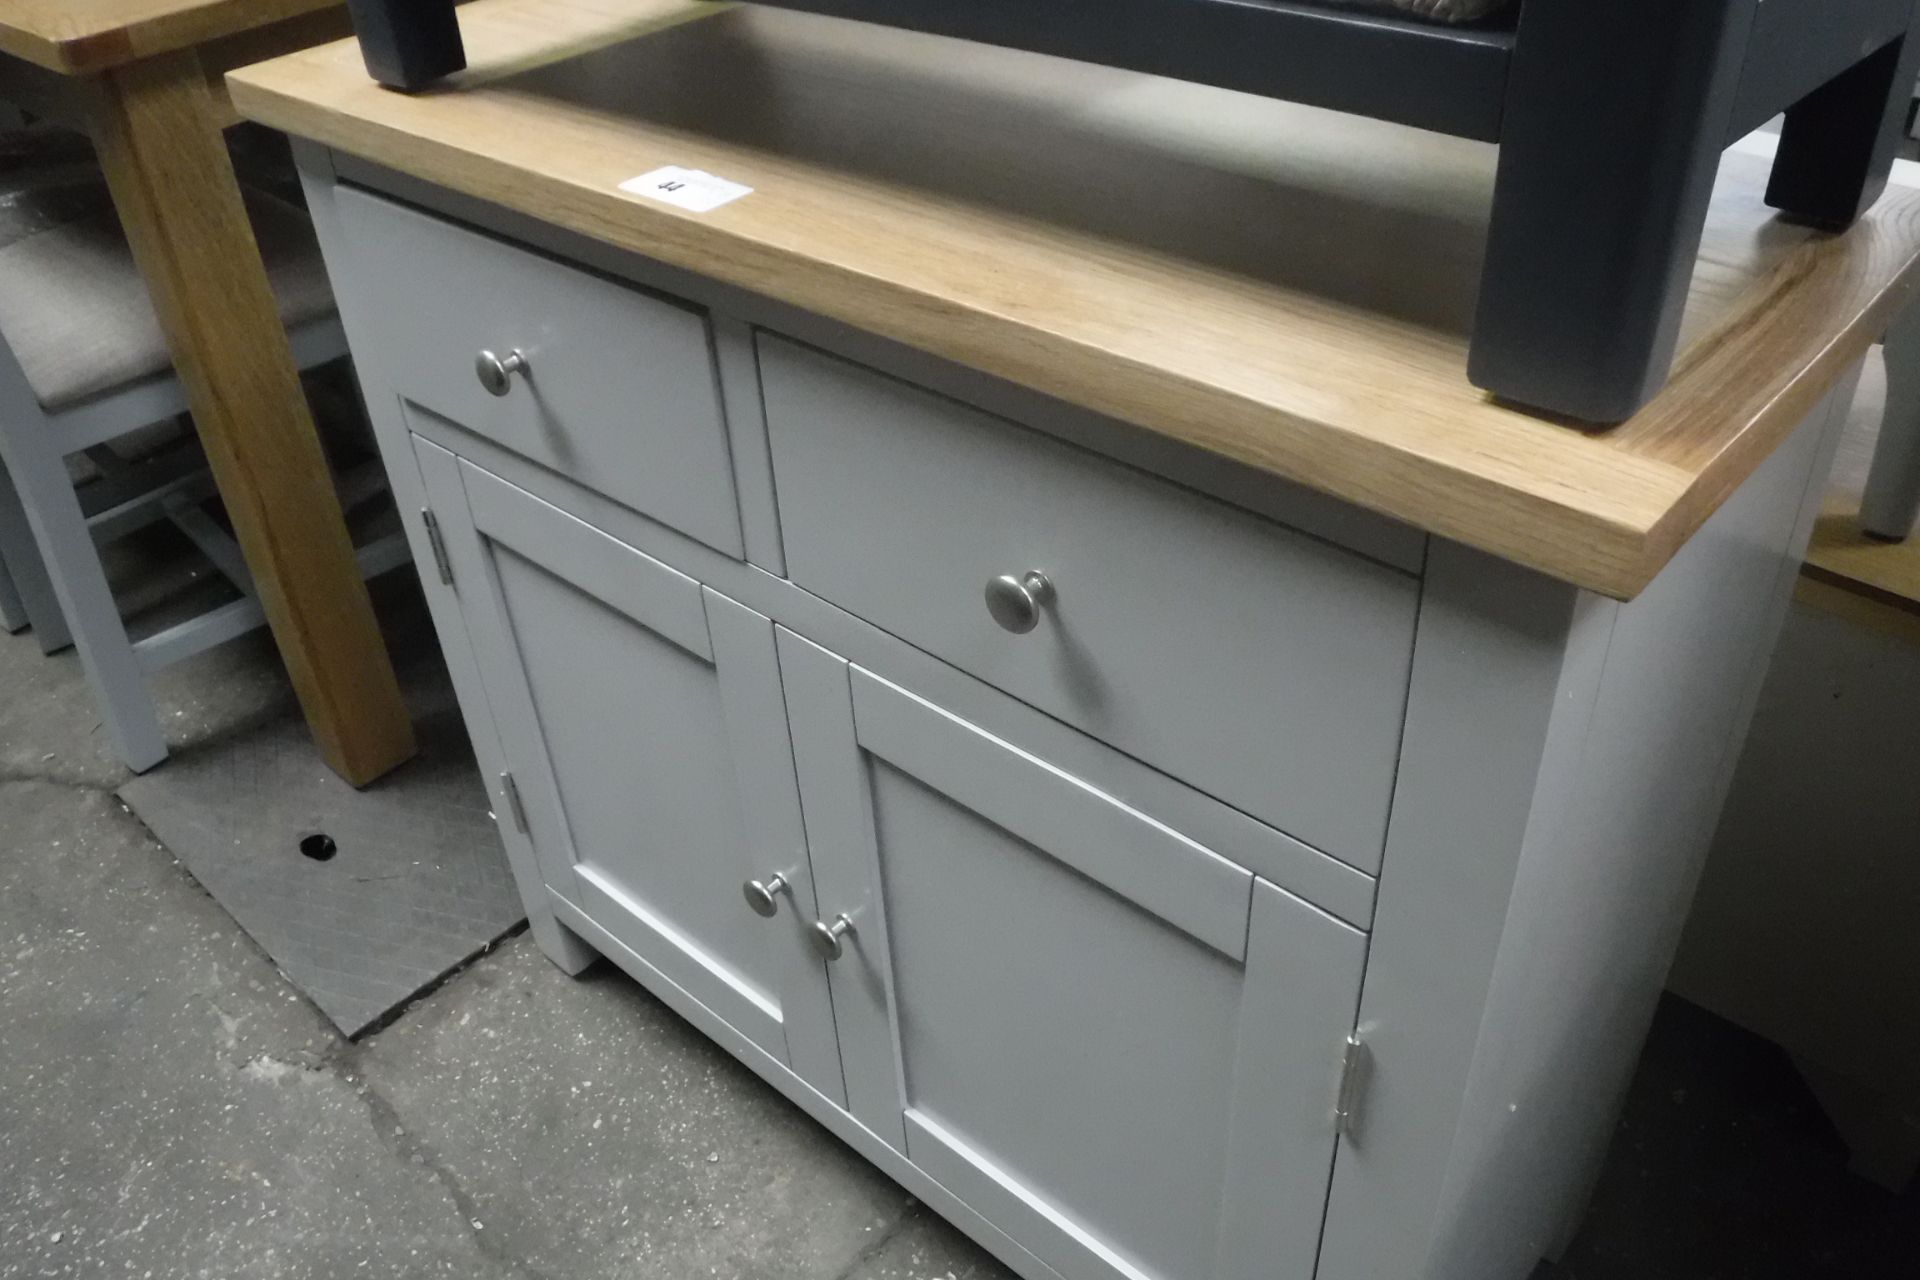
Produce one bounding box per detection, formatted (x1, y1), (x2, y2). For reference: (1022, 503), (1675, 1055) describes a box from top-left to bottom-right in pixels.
(0, 0), (414, 785)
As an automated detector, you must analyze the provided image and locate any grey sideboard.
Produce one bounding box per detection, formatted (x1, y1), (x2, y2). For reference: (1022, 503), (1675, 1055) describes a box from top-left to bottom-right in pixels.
(295, 144), (1856, 1280)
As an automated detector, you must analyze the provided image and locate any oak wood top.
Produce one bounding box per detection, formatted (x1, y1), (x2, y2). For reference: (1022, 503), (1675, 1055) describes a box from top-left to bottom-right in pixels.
(0, 0), (335, 74)
(229, 0), (1920, 598)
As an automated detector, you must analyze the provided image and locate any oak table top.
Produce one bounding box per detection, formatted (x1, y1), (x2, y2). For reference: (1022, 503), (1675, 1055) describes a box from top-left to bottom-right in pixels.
(0, 0), (336, 74)
(230, 0), (1920, 599)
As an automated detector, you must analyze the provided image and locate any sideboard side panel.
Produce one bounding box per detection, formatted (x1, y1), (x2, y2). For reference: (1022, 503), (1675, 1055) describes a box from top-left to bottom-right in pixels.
(1422, 372), (1856, 1280)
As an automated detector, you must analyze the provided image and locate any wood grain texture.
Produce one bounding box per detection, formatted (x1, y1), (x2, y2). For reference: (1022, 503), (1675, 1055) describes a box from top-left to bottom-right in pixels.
(227, 0), (1920, 598)
(0, 6), (351, 127)
(0, 0), (336, 75)
(89, 49), (414, 784)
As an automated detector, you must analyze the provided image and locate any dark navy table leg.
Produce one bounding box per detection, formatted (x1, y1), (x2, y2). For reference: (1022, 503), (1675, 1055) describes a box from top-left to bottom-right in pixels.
(1468, 0), (1756, 422)
(1767, 22), (1920, 229)
(345, 0), (466, 91)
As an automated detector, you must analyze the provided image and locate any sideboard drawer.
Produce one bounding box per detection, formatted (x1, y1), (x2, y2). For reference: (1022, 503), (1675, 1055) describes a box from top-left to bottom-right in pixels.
(335, 185), (744, 557)
(760, 335), (1418, 871)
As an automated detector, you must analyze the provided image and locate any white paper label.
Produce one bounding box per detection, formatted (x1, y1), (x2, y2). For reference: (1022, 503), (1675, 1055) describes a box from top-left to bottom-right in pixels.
(620, 166), (754, 213)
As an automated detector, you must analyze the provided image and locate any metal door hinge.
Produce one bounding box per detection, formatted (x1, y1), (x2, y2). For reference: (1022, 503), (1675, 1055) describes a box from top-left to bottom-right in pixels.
(1335, 1033), (1372, 1142)
(499, 771), (529, 834)
(421, 507), (455, 586)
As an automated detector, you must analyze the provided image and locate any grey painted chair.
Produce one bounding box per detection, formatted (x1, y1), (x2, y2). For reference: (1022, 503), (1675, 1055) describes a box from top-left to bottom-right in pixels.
(1862, 302), (1920, 541)
(0, 174), (406, 772)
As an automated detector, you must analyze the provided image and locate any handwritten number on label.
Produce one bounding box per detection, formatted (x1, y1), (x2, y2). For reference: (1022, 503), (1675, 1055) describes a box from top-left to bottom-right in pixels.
(620, 166), (754, 212)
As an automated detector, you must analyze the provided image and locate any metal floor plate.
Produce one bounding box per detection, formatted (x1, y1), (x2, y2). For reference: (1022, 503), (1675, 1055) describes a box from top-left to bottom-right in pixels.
(118, 694), (525, 1038)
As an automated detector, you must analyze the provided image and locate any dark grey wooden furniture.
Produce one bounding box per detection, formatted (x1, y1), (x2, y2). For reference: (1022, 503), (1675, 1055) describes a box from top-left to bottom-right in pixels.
(342, 0), (1920, 420)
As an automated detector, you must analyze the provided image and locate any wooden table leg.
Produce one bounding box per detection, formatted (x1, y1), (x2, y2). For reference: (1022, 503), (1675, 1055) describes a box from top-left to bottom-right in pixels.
(86, 49), (416, 786)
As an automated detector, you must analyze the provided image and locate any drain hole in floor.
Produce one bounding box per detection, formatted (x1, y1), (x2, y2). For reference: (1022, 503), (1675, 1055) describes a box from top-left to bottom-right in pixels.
(299, 833), (338, 862)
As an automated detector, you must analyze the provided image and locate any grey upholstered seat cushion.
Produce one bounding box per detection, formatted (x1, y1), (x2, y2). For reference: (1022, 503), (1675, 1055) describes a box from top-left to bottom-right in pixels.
(1344, 0), (1513, 21)
(0, 185), (336, 411)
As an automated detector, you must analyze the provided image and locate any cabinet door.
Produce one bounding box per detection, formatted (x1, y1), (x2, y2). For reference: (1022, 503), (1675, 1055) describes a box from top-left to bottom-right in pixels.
(779, 629), (1367, 1280)
(413, 440), (843, 1102)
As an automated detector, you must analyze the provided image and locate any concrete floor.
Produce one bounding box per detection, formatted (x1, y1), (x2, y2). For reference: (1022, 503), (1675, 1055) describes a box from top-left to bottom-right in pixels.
(0, 573), (1006, 1280)
(2, 572), (1915, 1280)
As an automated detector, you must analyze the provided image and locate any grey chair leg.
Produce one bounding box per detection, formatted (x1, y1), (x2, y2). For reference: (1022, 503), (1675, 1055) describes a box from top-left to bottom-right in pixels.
(0, 430), (166, 771)
(0, 536), (24, 634)
(1863, 304), (1920, 540)
(1468, 0), (1754, 422)
(0, 459), (24, 633)
(0, 453), (69, 650)
(1767, 33), (1920, 229)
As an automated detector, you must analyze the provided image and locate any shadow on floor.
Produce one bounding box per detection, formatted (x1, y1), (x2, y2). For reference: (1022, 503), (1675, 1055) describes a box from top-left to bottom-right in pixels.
(1549, 996), (1919, 1280)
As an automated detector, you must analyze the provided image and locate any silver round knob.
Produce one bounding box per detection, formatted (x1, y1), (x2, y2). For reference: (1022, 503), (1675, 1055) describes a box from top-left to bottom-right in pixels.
(984, 571), (1054, 634)
(742, 872), (790, 918)
(810, 913), (855, 962)
(475, 348), (529, 396)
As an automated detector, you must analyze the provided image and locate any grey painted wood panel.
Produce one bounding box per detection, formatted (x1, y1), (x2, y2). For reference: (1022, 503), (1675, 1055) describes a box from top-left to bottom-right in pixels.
(1212, 881), (1366, 1280)
(542, 892), (1070, 1280)
(404, 434), (596, 973)
(571, 868), (783, 1049)
(469, 511), (782, 1048)
(903, 1108), (1158, 1280)
(1420, 377), (1854, 1280)
(870, 747), (1243, 1280)
(711, 316), (788, 574)
(332, 155), (1426, 575)
(0, 461), (43, 637)
(759, 333), (1417, 871)
(1318, 382), (1855, 1280)
(788, 637), (1363, 1280)
(333, 184), (747, 558)
(461, 460), (712, 661)
(820, 332), (1430, 578)
(0, 453), (62, 651)
(705, 587), (845, 1104)
(0, 547), (24, 634)
(432, 452), (841, 1074)
(1315, 544), (1604, 1280)
(777, 628), (912, 1153)
(402, 399), (1377, 930)
(871, 761), (1342, 1280)
(412, 430), (591, 905)
(849, 668), (1254, 960)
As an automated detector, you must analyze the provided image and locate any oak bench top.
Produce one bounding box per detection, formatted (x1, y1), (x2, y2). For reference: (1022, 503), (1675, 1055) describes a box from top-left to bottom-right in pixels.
(228, 0), (1920, 598)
